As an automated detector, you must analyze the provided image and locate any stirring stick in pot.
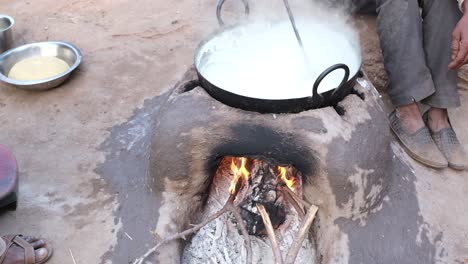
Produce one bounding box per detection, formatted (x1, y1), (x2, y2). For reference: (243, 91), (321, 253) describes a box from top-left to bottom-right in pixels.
(281, 0), (313, 75)
(282, 0), (304, 49)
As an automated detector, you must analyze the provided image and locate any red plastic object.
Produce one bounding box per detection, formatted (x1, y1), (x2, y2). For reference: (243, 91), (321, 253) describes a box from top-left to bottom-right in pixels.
(0, 144), (18, 210)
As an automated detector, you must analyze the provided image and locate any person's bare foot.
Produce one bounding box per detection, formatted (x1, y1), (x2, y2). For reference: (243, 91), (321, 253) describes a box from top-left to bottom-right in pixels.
(426, 107), (451, 132)
(1, 235), (50, 264)
(396, 103), (425, 133)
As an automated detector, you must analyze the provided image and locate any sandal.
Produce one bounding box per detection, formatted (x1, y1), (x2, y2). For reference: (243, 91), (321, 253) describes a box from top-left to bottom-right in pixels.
(0, 235), (53, 264)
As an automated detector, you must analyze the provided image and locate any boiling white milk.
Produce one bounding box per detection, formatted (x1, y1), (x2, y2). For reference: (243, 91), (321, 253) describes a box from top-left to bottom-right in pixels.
(196, 19), (361, 100)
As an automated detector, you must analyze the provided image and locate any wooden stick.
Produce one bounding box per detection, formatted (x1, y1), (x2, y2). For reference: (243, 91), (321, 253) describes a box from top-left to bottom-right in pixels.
(281, 186), (311, 208)
(257, 204), (284, 264)
(227, 203), (253, 264)
(285, 204), (319, 264)
(280, 188), (305, 220)
(133, 196), (236, 264)
(69, 248), (77, 264)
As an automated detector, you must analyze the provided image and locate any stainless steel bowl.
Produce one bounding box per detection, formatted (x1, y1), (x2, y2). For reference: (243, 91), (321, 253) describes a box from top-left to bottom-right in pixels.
(0, 41), (82, 90)
(0, 15), (14, 53)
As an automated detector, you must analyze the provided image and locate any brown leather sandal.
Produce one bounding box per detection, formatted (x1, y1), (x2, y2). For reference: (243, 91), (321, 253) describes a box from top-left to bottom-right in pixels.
(0, 235), (53, 264)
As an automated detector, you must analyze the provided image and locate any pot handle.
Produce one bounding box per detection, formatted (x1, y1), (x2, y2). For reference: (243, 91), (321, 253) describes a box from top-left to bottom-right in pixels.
(312, 63), (350, 103)
(217, 0), (250, 27)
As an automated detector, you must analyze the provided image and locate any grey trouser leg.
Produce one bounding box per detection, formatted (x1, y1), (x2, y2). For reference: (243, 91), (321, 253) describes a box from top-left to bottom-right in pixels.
(376, 0), (462, 108)
(420, 0), (462, 108)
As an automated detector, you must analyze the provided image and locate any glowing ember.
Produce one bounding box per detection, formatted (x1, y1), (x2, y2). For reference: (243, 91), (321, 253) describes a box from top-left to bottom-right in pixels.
(229, 157), (297, 194)
(278, 166), (295, 191)
(229, 157), (250, 194)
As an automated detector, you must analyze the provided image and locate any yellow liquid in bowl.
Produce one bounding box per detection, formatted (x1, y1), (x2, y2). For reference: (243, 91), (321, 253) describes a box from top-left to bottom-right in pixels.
(8, 56), (70, 81)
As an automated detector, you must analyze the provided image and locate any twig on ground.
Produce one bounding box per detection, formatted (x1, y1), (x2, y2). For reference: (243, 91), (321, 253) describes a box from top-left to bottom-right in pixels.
(69, 248), (77, 264)
(285, 204), (319, 264)
(257, 204), (284, 264)
(125, 232), (134, 241)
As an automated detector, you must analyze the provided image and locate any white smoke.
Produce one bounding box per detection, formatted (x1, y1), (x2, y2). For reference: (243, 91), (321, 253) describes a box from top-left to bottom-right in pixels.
(217, 0), (360, 47)
(200, 0), (363, 99)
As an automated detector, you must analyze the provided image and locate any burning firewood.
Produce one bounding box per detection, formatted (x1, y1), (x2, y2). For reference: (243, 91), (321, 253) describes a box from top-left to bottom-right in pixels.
(235, 160), (288, 235)
(133, 156), (319, 264)
(286, 204), (319, 264)
(256, 191), (319, 264)
(257, 203), (284, 264)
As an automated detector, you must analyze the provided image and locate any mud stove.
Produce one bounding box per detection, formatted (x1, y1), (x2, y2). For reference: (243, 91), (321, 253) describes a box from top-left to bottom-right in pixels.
(136, 67), (396, 264)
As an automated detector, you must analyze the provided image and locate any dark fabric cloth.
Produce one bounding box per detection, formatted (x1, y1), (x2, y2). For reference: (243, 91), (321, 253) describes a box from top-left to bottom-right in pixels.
(374, 0), (462, 108)
(352, 0), (376, 14)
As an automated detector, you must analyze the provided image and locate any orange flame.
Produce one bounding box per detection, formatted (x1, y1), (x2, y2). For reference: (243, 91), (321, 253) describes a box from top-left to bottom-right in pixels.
(278, 166), (295, 191)
(229, 157), (250, 194)
(228, 157), (296, 194)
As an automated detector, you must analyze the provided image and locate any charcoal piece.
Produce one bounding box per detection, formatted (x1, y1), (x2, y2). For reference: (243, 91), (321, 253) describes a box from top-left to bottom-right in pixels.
(240, 207), (264, 235)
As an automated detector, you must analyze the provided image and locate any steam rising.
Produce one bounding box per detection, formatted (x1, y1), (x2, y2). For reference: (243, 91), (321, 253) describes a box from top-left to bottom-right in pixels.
(197, 0), (362, 100)
(223, 0), (359, 31)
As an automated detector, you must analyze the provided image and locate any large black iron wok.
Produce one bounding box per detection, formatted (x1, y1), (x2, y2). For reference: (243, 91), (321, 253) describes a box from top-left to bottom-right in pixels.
(194, 0), (362, 114)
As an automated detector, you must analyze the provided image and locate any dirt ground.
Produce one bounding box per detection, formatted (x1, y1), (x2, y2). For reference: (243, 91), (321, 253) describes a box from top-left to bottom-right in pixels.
(0, 1), (467, 263)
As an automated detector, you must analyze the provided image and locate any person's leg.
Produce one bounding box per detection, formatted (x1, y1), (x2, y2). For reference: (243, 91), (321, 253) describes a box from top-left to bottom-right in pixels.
(377, 0), (448, 168)
(419, 0), (467, 169)
(422, 0), (460, 135)
(420, 0), (462, 111)
(421, 0), (460, 133)
(376, 0), (436, 109)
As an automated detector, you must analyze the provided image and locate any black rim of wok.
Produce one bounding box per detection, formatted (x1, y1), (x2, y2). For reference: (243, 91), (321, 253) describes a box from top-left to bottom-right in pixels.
(195, 32), (360, 113)
(196, 64), (358, 114)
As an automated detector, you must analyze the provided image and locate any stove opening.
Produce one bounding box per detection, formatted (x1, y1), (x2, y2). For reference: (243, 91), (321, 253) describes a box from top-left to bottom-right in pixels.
(227, 156), (299, 235)
(182, 156), (318, 264)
